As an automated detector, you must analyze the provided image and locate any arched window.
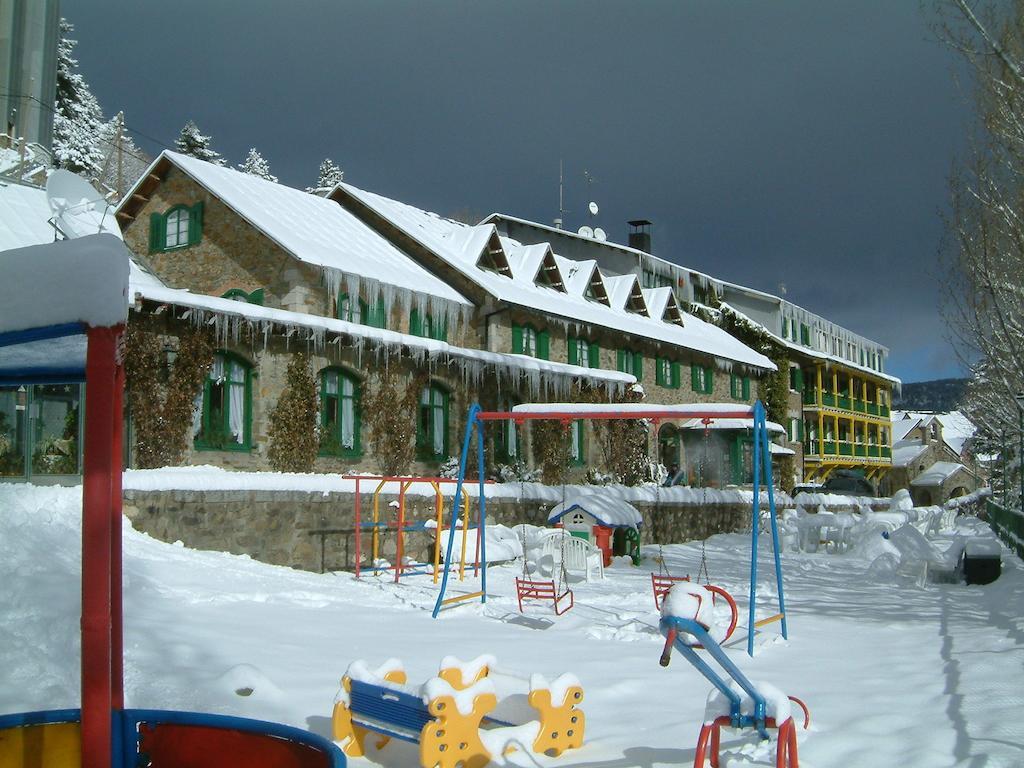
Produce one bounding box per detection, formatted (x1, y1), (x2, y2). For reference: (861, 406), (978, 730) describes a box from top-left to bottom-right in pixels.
(149, 202), (203, 253)
(417, 383), (449, 460)
(194, 351), (252, 450)
(320, 368), (361, 457)
(221, 288), (264, 305)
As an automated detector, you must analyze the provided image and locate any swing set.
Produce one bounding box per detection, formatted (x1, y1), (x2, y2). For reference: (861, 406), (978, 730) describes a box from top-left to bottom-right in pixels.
(348, 475), (482, 583)
(432, 401), (789, 657)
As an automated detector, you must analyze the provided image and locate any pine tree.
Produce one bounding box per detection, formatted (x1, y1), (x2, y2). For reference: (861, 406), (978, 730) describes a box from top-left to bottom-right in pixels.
(238, 147), (277, 182)
(52, 19), (105, 178)
(306, 157), (344, 195)
(174, 120), (224, 165)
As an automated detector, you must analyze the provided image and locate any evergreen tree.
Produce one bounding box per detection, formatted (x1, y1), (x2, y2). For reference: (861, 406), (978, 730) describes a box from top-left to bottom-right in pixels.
(238, 147), (277, 182)
(52, 19), (105, 178)
(267, 355), (319, 472)
(174, 120), (224, 165)
(306, 157), (343, 195)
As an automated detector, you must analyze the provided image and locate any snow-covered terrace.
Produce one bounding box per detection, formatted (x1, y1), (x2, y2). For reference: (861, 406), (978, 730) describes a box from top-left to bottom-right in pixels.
(131, 282), (635, 397)
(336, 184), (775, 374)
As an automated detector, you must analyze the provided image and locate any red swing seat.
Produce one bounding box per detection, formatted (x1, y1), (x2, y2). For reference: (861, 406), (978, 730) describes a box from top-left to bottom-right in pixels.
(515, 577), (574, 615)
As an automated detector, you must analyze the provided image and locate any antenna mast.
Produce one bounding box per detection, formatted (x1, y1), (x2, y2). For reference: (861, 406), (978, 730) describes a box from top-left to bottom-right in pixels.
(554, 159), (565, 229)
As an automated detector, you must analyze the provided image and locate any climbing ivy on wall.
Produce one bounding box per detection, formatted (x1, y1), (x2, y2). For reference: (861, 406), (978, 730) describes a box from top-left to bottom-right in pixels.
(267, 354), (318, 472)
(124, 324), (214, 468)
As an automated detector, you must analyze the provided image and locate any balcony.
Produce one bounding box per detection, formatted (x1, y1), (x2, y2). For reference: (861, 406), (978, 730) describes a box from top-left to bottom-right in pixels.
(838, 442), (853, 456)
(853, 399), (866, 413)
(822, 393), (836, 407)
(823, 441), (837, 455)
(867, 403), (879, 416)
(881, 446), (891, 458)
(868, 445), (880, 458)
(854, 444), (866, 457)
(880, 405), (890, 417)
(837, 395), (851, 409)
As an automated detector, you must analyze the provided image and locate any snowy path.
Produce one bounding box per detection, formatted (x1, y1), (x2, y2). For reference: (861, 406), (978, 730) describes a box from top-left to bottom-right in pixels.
(1, 484), (1023, 767)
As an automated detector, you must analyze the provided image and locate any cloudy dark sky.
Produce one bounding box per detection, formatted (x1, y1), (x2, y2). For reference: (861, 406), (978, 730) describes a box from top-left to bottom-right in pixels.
(64, 0), (973, 383)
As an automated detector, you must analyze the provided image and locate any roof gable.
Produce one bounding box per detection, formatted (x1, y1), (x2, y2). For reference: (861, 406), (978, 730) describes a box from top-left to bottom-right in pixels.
(604, 274), (649, 316)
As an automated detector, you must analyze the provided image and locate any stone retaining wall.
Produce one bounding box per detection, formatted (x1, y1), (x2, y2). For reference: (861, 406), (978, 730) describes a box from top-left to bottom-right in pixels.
(123, 488), (793, 573)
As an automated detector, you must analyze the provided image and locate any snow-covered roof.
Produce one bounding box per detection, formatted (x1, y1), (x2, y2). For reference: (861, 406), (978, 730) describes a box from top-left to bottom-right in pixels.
(119, 152), (471, 316)
(910, 462), (967, 487)
(677, 417), (786, 434)
(892, 410), (976, 456)
(720, 302), (900, 385)
(0, 235), (130, 382)
(891, 439), (928, 468)
(891, 415), (922, 444)
(336, 183), (775, 372)
(130, 281), (635, 396)
(0, 181), (55, 251)
(512, 402), (753, 418)
(547, 494), (643, 528)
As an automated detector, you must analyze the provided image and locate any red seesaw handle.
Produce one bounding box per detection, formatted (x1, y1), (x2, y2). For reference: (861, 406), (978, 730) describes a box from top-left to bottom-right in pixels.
(660, 629), (677, 666)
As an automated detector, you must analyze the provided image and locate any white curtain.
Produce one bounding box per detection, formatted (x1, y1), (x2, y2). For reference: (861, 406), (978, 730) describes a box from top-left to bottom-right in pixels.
(432, 390), (444, 455)
(571, 421), (581, 461)
(210, 355), (224, 383)
(341, 376), (355, 448)
(507, 419), (517, 458)
(228, 360), (245, 443)
(191, 391), (203, 437)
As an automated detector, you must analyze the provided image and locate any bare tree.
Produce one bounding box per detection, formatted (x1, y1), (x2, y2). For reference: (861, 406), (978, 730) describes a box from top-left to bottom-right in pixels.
(940, 0), (1024, 503)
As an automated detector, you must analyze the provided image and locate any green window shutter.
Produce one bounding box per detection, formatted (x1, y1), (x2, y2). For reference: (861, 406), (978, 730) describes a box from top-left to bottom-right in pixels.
(671, 361), (680, 388)
(188, 201), (204, 246)
(247, 288), (264, 306)
(148, 212), (163, 253)
(742, 377), (751, 400)
(434, 317), (448, 342)
(568, 336), (579, 366)
(655, 358), (666, 386)
(616, 349), (625, 372)
(633, 353), (643, 380)
(798, 419), (804, 441)
(353, 379), (363, 453)
(730, 373), (738, 398)
(800, 324), (809, 346)
(795, 368), (804, 391)
(588, 342), (600, 369)
(512, 324), (523, 354)
(371, 302), (386, 328)
(537, 330), (550, 360)
(442, 392), (450, 456)
(691, 364), (700, 392)
(409, 309), (422, 337)
(704, 366), (714, 394)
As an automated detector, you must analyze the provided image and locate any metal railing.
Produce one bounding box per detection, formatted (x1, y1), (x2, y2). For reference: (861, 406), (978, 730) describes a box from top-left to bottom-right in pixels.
(986, 499), (1024, 559)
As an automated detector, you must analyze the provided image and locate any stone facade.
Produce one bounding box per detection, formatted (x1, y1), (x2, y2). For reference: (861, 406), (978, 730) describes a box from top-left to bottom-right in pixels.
(122, 487), (783, 573)
(882, 419), (981, 506)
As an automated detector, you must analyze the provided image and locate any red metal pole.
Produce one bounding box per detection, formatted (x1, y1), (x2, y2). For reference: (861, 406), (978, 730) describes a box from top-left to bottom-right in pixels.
(110, 336), (125, 710)
(81, 326), (118, 768)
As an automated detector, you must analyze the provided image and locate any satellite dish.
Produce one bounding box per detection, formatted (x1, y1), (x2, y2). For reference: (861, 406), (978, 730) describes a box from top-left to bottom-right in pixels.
(588, 201), (599, 216)
(594, 227), (607, 241)
(577, 225), (594, 238)
(46, 170), (123, 240)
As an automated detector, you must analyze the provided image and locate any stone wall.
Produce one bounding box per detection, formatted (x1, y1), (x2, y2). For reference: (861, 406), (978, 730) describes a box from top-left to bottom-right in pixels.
(122, 488), (776, 573)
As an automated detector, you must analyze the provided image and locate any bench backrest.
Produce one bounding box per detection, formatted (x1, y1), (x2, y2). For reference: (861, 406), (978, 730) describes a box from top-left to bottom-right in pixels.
(347, 679), (431, 741)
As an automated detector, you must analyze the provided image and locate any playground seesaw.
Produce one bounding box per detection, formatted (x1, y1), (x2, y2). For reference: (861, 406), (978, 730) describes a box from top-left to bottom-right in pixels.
(658, 583), (809, 768)
(332, 654), (584, 768)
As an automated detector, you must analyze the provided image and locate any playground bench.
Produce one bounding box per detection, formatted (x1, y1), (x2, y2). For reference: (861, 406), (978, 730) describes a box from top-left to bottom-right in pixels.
(516, 577), (574, 615)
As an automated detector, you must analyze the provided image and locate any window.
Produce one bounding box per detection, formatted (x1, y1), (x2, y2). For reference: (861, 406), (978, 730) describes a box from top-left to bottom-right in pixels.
(338, 293), (386, 328)
(616, 349), (643, 380)
(512, 323), (549, 360)
(149, 202), (204, 253)
(417, 384), (449, 460)
(656, 357), (681, 388)
(690, 363), (713, 394)
(730, 373), (750, 400)
(494, 397), (520, 463)
(320, 369), (361, 457)
(570, 420), (586, 465)
(789, 366), (804, 392)
(789, 418), (802, 443)
(222, 288), (264, 305)
(569, 336), (600, 368)
(410, 308), (447, 341)
(194, 351), (252, 450)
(799, 323), (810, 346)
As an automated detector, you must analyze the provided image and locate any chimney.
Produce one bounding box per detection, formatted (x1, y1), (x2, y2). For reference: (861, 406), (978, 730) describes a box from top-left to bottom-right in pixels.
(628, 219), (652, 253)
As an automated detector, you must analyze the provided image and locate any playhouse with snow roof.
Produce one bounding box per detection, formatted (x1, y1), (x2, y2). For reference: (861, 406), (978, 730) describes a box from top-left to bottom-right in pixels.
(547, 494), (643, 566)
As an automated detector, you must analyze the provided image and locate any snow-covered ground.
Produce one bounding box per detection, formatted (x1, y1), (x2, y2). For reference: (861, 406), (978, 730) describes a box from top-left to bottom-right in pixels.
(1, 482), (1022, 767)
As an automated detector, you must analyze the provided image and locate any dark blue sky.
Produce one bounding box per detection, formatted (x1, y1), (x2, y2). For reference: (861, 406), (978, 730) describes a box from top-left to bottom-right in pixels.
(64, 1), (972, 383)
